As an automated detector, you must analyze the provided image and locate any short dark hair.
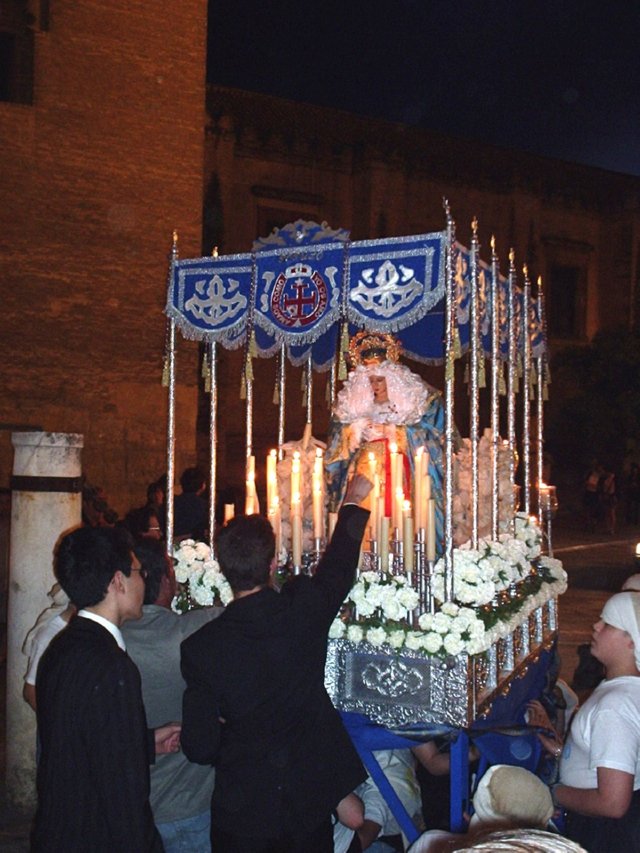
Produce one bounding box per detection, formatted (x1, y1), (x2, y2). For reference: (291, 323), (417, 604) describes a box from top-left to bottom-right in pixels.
(180, 467), (206, 494)
(55, 526), (135, 609)
(133, 540), (168, 605)
(215, 514), (275, 592)
(124, 505), (160, 539)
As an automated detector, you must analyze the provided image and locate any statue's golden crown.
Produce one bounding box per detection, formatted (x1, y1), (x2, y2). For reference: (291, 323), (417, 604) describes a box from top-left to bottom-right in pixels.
(348, 331), (401, 368)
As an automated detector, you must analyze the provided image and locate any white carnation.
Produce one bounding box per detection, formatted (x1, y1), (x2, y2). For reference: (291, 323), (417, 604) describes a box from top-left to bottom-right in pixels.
(443, 633), (464, 656)
(347, 625), (364, 643)
(366, 627), (387, 647)
(388, 630), (406, 649)
(329, 619), (346, 639)
(423, 632), (443, 653)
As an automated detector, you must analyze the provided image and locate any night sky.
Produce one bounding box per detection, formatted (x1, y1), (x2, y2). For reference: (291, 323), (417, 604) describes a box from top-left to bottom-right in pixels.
(207, 0), (640, 177)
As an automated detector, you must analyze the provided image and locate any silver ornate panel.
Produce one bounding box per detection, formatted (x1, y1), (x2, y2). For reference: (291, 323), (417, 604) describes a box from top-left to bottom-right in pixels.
(325, 639), (472, 727)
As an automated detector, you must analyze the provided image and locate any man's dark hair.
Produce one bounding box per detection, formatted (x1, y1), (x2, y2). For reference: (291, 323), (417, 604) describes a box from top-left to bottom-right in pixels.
(133, 540), (168, 605)
(180, 467), (206, 494)
(215, 514), (275, 592)
(55, 526), (135, 609)
(124, 505), (160, 539)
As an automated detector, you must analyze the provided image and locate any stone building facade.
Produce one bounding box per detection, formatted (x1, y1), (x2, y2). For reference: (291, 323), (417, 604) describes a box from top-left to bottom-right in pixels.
(201, 86), (640, 497)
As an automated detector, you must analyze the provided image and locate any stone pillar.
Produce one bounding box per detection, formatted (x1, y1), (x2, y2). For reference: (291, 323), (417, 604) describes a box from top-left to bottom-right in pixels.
(6, 432), (83, 811)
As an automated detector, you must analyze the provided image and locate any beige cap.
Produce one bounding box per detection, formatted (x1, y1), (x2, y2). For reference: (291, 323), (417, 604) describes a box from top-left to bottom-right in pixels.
(469, 765), (554, 829)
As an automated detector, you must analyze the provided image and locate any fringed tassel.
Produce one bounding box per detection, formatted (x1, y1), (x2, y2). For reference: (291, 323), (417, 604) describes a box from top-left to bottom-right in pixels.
(478, 358), (486, 389)
(463, 362), (470, 385)
(273, 380), (280, 406)
(338, 323), (349, 380)
(498, 362), (507, 395)
(201, 350), (211, 393)
(240, 374), (247, 400)
(529, 364), (536, 398)
(161, 356), (169, 388)
(453, 327), (462, 359)
(445, 351), (455, 382)
(301, 370), (308, 408)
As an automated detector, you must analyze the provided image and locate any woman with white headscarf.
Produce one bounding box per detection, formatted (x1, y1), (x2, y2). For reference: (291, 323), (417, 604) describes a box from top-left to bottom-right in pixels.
(549, 591), (640, 851)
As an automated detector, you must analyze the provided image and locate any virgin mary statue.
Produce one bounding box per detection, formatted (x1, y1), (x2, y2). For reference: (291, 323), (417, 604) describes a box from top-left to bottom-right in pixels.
(325, 331), (445, 555)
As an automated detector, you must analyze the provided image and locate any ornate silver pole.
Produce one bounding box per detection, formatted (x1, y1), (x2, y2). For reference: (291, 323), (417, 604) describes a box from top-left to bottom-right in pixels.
(469, 218), (480, 548)
(443, 199), (457, 602)
(536, 276), (545, 515)
(490, 236), (500, 540)
(507, 249), (517, 533)
(522, 265), (532, 515)
(165, 231), (178, 557)
(305, 354), (313, 426)
(277, 342), (286, 459)
(208, 341), (217, 551)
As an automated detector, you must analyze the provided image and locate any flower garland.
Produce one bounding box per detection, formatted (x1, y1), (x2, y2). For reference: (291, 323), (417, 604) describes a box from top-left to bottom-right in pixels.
(328, 514), (566, 658)
(172, 539), (233, 612)
(170, 515), (567, 661)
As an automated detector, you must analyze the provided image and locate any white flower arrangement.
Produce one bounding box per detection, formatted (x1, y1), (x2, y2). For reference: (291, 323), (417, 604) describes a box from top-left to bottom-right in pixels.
(329, 516), (565, 659)
(172, 539), (233, 612)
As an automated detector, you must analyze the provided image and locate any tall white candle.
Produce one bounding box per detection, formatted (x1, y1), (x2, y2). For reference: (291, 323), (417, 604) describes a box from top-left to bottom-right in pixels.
(291, 495), (302, 566)
(328, 511), (338, 540)
(389, 443), (398, 526)
(380, 516), (390, 572)
(414, 448), (423, 531)
(312, 448), (324, 539)
(403, 500), (414, 573)
(291, 451), (301, 514)
(245, 455), (256, 515)
(426, 498), (436, 562)
(224, 503), (235, 523)
(266, 449), (278, 511)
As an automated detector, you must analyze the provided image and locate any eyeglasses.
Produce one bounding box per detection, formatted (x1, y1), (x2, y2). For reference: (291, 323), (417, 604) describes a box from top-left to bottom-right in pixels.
(130, 567), (149, 580)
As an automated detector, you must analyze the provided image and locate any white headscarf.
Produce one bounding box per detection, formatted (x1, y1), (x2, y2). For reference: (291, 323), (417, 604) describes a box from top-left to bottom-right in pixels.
(601, 591), (640, 669)
(468, 765), (553, 830)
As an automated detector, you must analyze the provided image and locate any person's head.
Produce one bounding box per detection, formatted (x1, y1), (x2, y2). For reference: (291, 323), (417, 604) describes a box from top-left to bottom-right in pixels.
(147, 481), (164, 506)
(180, 466), (206, 495)
(622, 573), (640, 592)
(368, 373), (389, 403)
(469, 764), (554, 831)
(449, 828), (587, 852)
(215, 514), (275, 593)
(133, 539), (175, 606)
(592, 591), (640, 673)
(55, 526), (139, 611)
(124, 505), (163, 541)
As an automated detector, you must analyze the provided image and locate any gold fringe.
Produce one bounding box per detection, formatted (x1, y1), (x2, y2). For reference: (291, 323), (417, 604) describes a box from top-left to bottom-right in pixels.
(445, 352), (455, 382)
(498, 363), (507, 395)
(161, 358), (169, 387)
(478, 359), (486, 389)
(453, 328), (462, 360)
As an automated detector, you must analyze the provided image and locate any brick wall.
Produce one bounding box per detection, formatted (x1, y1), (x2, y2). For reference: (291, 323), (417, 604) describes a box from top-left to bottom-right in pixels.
(0, 0), (207, 514)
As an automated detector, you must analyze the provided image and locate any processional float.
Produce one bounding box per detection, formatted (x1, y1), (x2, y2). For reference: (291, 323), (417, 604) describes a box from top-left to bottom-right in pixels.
(164, 202), (565, 835)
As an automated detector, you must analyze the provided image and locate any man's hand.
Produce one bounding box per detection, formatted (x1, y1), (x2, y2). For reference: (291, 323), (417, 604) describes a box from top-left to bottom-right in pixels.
(343, 473), (373, 507)
(155, 723), (181, 755)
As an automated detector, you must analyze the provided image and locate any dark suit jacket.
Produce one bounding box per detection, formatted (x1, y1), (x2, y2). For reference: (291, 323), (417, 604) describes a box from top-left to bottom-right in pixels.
(33, 616), (162, 852)
(181, 503), (369, 838)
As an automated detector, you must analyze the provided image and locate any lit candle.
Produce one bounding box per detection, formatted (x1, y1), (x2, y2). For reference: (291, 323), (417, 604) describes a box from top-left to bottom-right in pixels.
(389, 442), (398, 524)
(291, 499), (302, 566)
(269, 499), (281, 560)
(312, 448), (324, 539)
(426, 498), (436, 562)
(245, 455), (256, 515)
(403, 500), (414, 573)
(414, 448), (423, 531)
(291, 451), (301, 516)
(370, 473), (380, 543)
(266, 449), (278, 511)
(224, 503), (235, 523)
(380, 516), (390, 572)
(394, 486), (404, 534)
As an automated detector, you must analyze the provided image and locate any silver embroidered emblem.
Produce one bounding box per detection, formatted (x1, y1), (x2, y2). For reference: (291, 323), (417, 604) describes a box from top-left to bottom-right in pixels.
(350, 260), (422, 317)
(185, 275), (247, 327)
(361, 658), (425, 698)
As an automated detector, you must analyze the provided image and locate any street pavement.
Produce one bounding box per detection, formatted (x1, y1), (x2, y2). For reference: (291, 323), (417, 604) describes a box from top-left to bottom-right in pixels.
(0, 514), (637, 851)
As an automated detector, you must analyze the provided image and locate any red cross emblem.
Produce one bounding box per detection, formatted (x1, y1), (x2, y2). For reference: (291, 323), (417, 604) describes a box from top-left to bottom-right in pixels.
(271, 267), (328, 328)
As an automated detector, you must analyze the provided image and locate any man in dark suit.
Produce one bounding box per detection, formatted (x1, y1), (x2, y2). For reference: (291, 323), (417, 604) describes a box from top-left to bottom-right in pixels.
(33, 526), (181, 852)
(181, 474), (371, 853)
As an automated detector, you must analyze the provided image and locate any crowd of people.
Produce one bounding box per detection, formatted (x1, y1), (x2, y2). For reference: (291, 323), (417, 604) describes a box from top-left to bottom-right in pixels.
(18, 428), (640, 851)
